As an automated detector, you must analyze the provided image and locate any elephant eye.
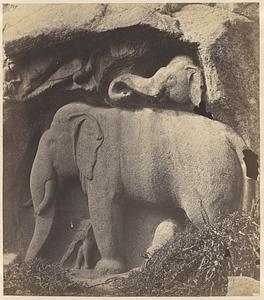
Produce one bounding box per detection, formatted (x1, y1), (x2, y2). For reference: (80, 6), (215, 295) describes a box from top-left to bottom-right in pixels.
(168, 75), (176, 83)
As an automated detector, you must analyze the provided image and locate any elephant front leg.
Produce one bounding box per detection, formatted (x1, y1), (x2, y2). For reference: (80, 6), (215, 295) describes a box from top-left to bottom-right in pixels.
(88, 185), (126, 275)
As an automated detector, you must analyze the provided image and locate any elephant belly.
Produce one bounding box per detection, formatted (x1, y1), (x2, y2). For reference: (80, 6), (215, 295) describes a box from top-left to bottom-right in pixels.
(120, 151), (177, 205)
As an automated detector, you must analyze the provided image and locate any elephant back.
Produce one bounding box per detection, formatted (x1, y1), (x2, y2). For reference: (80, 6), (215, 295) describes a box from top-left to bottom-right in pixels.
(50, 102), (93, 129)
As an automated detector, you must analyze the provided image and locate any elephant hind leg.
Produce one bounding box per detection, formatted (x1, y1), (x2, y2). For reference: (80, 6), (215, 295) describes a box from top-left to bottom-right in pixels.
(182, 194), (231, 228)
(177, 192), (207, 228)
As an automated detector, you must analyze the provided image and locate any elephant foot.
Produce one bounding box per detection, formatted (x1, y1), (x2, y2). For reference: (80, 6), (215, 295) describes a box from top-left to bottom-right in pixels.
(95, 258), (126, 275)
(74, 264), (81, 270)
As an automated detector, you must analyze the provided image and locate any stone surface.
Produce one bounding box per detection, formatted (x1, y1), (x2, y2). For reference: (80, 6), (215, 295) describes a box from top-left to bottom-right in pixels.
(2, 3), (259, 276)
(171, 4), (259, 152)
(3, 3), (181, 56)
(67, 268), (132, 296)
(26, 103), (249, 273)
(215, 3), (259, 21)
(3, 3), (259, 152)
(227, 276), (260, 296)
(3, 253), (18, 266)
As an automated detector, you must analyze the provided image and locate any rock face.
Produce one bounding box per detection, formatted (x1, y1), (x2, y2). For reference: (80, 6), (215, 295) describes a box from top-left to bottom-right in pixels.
(3, 3), (259, 276)
(171, 4), (259, 152)
(227, 276), (259, 296)
(3, 3), (259, 149)
(3, 4), (182, 56)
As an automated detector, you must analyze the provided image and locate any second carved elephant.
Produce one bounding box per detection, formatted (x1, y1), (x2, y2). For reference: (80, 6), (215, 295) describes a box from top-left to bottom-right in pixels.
(25, 102), (253, 274)
(108, 55), (204, 109)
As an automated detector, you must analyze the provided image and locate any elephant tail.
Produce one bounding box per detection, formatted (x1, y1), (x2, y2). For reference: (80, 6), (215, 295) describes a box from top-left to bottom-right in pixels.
(226, 128), (258, 213)
(25, 204), (55, 263)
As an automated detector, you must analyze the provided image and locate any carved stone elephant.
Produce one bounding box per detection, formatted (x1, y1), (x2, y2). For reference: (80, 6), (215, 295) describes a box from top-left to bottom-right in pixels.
(25, 102), (252, 274)
(108, 55), (204, 109)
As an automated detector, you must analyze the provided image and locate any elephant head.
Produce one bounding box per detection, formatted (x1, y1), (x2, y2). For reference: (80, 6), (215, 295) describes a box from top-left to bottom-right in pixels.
(108, 55), (204, 109)
(67, 111), (104, 181)
(25, 103), (104, 263)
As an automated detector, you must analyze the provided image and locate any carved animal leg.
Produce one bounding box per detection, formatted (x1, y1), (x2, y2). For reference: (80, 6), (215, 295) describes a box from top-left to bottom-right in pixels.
(74, 237), (95, 269)
(82, 237), (95, 269)
(88, 185), (126, 275)
(25, 176), (57, 262)
(182, 192), (227, 228)
(35, 179), (57, 216)
(75, 245), (84, 269)
(146, 218), (179, 258)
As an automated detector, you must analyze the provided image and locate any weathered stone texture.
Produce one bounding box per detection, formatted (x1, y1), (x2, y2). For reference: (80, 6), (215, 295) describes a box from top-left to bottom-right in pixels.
(171, 4), (259, 152)
(24, 103), (248, 272)
(3, 3), (181, 56)
(3, 3), (259, 268)
(215, 3), (259, 21)
(3, 3), (259, 151)
(227, 276), (259, 296)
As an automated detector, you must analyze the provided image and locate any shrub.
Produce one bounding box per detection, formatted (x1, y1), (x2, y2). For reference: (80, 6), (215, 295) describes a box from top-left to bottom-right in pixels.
(3, 258), (90, 296)
(112, 211), (259, 296)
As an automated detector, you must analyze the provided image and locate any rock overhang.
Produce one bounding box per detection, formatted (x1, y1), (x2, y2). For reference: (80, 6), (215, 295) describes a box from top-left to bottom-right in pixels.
(3, 3), (183, 58)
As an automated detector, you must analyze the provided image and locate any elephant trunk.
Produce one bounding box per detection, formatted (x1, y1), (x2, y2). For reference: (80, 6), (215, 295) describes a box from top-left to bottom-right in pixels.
(108, 55), (204, 108)
(25, 205), (55, 262)
(108, 73), (164, 106)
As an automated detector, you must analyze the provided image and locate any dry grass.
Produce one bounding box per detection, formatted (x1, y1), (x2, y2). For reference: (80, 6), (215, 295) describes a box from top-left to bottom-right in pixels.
(112, 211), (260, 296)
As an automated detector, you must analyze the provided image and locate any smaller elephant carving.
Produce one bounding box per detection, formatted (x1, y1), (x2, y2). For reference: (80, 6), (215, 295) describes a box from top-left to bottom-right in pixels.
(60, 219), (97, 269)
(108, 55), (204, 109)
(75, 225), (96, 270)
(25, 106), (104, 264)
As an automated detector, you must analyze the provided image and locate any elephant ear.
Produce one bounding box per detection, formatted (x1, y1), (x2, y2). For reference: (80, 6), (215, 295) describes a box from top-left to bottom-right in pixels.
(67, 112), (103, 180)
(185, 66), (204, 107)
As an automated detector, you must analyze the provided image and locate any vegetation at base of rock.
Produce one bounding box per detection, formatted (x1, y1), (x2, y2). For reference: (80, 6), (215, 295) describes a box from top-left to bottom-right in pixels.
(3, 258), (95, 296)
(4, 211), (259, 296)
(112, 211), (259, 296)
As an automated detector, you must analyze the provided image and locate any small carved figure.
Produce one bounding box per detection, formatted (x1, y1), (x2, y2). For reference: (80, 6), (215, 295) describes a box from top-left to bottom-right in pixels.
(75, 226), (96, 269)
(3, 57), (21, 100)
(26, 102), (254, 275)
(108, 55), (204, 109)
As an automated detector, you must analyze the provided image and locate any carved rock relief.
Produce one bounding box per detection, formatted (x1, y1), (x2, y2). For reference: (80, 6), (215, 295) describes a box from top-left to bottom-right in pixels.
(3, 3), (259, 272)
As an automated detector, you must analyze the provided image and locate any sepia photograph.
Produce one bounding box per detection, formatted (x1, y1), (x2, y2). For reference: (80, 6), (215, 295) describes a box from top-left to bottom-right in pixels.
(2, 1), (261, 297)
